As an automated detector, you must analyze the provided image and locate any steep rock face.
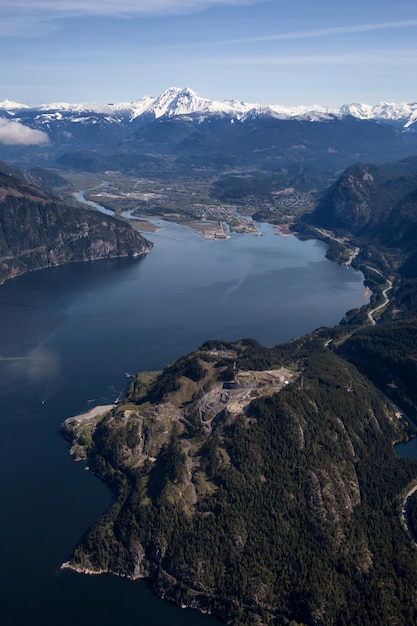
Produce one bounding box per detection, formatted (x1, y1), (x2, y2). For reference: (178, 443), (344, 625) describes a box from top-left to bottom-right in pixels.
(332, 166), (377, 229)
(308, 160), (417, 236)
(0, 170), (152, 283)
(309, 163), (380, 231)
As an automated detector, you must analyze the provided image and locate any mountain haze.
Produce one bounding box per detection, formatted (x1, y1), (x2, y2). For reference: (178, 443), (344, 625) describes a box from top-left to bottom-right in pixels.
(1, 88), (417, 177)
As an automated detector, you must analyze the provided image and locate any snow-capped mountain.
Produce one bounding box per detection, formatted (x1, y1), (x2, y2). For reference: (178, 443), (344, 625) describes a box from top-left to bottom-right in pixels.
(1, 87), (416, 130)
(340, 101), (417, 129)
(2, 87), (417, 177)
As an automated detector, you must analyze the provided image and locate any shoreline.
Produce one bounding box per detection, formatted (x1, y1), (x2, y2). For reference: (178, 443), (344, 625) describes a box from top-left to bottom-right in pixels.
(60, 561), (216, 617)
(274, 224), (293, 236)
(64, 404), (115, 424)
(60, 560), (137, 579)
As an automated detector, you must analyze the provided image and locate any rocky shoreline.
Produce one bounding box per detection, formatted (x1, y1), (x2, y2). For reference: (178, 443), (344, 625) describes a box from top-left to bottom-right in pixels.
(60, 549), (217, 619)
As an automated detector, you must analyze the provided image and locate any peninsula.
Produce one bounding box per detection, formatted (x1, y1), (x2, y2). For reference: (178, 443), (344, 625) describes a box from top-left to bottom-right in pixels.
(62, 328), (417, 625)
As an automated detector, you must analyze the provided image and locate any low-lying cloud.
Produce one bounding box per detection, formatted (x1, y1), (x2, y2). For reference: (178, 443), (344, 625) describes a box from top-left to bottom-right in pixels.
(0, 118), (49, 145)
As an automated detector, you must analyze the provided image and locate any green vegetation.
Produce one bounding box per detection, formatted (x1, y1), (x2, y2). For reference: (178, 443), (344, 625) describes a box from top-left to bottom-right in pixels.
(64, 337), (417, 625)
(339, 319), (417, 421)
(62, 155), (417, 624)
(0, 170), (152, 284)
(407, 491), (417, 540)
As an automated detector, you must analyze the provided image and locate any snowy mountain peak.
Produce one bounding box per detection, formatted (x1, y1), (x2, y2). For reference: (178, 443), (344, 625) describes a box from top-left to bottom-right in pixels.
(0, 99), (29, 111)
(148, 86), (234, 119)
(1, 88), (416, 130)
(340, 101), (417, 127)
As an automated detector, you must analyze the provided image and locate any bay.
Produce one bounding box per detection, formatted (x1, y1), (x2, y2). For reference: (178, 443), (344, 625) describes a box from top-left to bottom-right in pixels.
(0, 220), (366, 625)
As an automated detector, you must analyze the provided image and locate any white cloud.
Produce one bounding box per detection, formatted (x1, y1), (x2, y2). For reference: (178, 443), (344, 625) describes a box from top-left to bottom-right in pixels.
(0, 118), (49, 145)
(0, 0), (266, 36)
(157, 19), (417, 49)
(0, 0), (262, 18)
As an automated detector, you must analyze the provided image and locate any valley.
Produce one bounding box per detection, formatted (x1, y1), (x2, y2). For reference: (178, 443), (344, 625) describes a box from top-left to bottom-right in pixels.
(2, 87), (417, 625)
(55, 147), (417, 625)
(56, 170), (312, 238)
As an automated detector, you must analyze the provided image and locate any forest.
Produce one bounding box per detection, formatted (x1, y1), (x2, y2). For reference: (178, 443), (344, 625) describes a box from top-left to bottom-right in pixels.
(63, 328), (417, 625)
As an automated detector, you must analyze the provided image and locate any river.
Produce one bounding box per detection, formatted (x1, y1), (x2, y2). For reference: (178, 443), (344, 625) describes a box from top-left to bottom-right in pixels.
(0, 219), (367, 625)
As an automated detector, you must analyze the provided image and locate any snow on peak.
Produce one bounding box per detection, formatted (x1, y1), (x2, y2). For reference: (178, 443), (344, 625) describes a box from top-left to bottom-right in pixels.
(137, 88), (360, 123)
(340, 101), (417, 126)
(340, 102), (375, 119)
(0, 99), (29, 110)
(149, 86), (223, 118)
(1, 88), (416, 129)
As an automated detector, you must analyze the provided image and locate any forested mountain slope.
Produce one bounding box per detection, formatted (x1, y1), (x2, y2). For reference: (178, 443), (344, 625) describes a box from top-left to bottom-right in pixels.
(0, 169), (152, 284)
(63, 338), (417, 625)
(307, 158), (417, 236)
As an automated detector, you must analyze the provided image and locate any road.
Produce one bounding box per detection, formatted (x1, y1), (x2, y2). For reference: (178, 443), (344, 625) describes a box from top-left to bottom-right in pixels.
(367, 277), (392, 325)
(401, 482), (417, 547)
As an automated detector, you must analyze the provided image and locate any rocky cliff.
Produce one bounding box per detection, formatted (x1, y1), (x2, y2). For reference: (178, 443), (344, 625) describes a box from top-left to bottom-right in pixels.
(308, 159), (417, 236)
(0, 170), (152, 283)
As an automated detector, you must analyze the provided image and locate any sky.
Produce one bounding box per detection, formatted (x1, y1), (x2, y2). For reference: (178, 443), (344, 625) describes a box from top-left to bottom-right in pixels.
(0, 0), (416, 107)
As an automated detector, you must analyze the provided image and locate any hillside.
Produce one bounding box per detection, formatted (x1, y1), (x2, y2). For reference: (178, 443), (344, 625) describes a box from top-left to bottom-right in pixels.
(62, 337), (417, 625)
(306, 159), (417, 236)
(0, 169), (152, 284)
(50, 115), (417, 182)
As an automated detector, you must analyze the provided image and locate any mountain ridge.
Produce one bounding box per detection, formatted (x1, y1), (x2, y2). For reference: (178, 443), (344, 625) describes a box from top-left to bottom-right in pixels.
(1, 87), (416, 130)
(307, 159), (417, 240)
(0, 169), (153, 284)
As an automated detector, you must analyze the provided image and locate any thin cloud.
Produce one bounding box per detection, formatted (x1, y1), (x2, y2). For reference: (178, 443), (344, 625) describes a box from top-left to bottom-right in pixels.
(0, 0), (263, 18)
(217, 48), (417, 67)
(156, 19), (417, 49)
(225, 19), (417, 45)
(0, 118), (49, 145)
(0, 0), (266, 36)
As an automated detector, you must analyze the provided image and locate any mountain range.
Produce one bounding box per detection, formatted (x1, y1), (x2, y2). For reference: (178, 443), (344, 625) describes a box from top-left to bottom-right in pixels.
(2, 87), (417, 188)
(1, 87), (417, 130)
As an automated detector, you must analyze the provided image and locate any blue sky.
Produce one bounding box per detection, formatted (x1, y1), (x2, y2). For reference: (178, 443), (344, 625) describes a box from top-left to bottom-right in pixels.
(1, 0), (416, 106)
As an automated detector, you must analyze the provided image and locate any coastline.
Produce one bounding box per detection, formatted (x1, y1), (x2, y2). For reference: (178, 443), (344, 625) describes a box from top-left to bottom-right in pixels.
(60, 560), (139, 579)
(274, 224), (293, 236)
(62, 404), (116, 462)
(64, 404), (115, 425)
(60, 561), (216, 617)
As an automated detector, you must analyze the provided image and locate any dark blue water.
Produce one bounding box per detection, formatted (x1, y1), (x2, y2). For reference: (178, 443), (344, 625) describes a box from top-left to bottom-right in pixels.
(396, 438), (417, 458)
(0, 221), (366, 625)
